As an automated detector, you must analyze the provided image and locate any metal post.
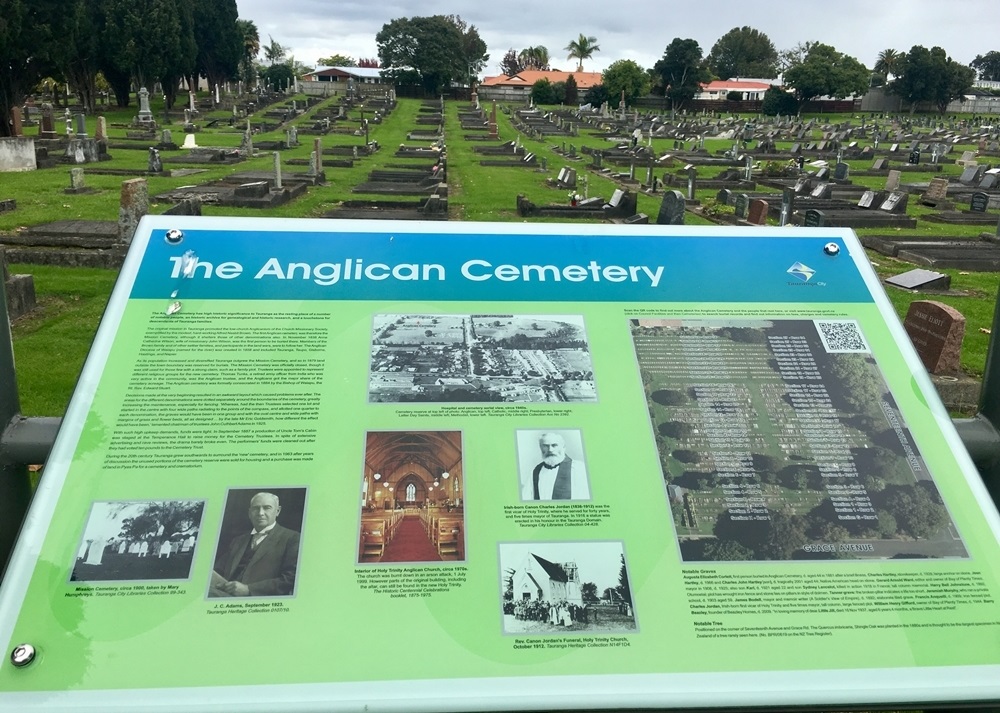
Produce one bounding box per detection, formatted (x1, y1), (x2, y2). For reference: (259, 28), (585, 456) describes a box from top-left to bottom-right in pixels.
(0, 280), (33, 572)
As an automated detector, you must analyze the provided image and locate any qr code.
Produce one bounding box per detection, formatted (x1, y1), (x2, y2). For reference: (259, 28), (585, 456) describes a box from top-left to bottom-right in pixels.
(815, 320), (870, 353)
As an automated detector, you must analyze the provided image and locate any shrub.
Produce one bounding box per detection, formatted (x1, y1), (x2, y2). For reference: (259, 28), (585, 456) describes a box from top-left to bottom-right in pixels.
(761, 86), (798, 116)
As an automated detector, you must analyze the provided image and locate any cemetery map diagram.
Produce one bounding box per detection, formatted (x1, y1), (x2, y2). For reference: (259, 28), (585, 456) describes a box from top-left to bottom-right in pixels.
(630, 318), (967, 562)
(368, 313), (596, 403)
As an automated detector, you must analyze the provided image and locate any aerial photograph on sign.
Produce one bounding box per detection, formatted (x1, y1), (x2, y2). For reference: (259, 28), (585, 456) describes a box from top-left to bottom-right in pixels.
(368, 313), (596, 403)
(630, 318), (968, 562)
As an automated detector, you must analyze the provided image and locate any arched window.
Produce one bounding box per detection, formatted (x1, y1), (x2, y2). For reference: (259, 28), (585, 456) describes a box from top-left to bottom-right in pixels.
(406, 483), (416, 502)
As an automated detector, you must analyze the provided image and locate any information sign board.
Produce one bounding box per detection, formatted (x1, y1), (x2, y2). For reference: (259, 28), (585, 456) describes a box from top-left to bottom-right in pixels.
(1, 217), (999, 711)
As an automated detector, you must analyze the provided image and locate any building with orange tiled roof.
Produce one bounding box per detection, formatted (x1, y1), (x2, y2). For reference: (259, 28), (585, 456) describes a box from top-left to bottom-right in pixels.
(479, 70), (603, 102)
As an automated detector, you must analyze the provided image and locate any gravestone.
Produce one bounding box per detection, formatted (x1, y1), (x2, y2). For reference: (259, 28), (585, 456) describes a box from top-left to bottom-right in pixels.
(747, 199), (768, 225)
(95, 116), (107, 142)
(810, 183), (832, 199)
(970, 192), (990, 213)
(833, 162), (850, 181)
(885, 170), (901, 192)
(147, 147), (162, 173)
(135, 87), (154, 126)
(656, 190), (686, 225)
(980, 173), (999, 190)
(780, 189), (794, 226)
(686, 167), (697, 200)
(793, 176), (811, 194)
(886, 269), (950, 291)
(858, 190), (877, 209)
(921, 177), (949, 205)
(803, 209), (825, 227)
(39, 103), (56, 139)
(879, 191), (909, 213)
(872, 158), (887, 171)
(9, 107), (23, 137)
(734, 193), (750, 219)
(902, 300), (965, 375)
(959, 166), (983, 185)
(716, 188), (733, 206)
(908, 149), (920, 164)
(74, 113), (87, 137)
(118, 178), (148, 245)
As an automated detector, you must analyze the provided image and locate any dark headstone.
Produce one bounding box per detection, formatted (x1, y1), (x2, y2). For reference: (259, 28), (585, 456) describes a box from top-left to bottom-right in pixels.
(803, 209), (825, 227)
(716, 188), (733, 206)
(9, 107), (23, 137)
(734, 193), (750, 219)
(815, 167), (830, 181)
(872, 158), (887, 171)
(747, 199), (768, 225)
(656, 190), (686, 225)
(959, 166), (982, 185)
(980, 173), (999, 190)
(970, 192), (990, 213)
(833, 162), (850, 181)
(908, 149), (920, 164)
(902, 300), (965, 375)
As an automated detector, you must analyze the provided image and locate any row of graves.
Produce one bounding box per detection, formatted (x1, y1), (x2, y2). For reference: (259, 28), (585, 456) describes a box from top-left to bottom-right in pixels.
(324, 98), (446, 221)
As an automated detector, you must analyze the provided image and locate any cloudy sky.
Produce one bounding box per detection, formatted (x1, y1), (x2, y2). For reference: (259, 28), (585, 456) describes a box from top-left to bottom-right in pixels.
(236, 0), (998, 78)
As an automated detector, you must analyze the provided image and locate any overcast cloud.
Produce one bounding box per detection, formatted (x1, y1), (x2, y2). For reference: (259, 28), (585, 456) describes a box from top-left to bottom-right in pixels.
(236, 0), (999, 77)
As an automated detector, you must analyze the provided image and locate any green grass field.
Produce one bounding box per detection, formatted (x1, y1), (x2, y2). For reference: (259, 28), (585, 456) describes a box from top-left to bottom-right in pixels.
(4, 92), (999, 415)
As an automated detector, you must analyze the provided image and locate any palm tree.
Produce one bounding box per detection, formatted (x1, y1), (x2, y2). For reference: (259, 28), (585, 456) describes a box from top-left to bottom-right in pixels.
(237, 20), (260, 86)
(263, 35), (288, 66)
(564, 34), (600, 72)
(874, 48), (900, 80)
(518, 46), (551, 71)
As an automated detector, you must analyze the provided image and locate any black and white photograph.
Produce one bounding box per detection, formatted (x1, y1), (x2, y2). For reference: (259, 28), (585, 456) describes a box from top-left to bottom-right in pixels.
(368, 313), (596, 403)
(208, 488), (305, 598)
(516, 429), (591, 501)
(499, 541), (637, 635)
(70, 500), (205, 582)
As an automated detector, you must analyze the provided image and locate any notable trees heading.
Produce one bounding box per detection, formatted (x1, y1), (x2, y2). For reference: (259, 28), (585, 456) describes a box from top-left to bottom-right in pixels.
(377, 15), (488, 94)
(891, 45), (976, 114)
(707, 26), (779, 79)
(782, 43), (869, 103)
(652, 38), (712, 110)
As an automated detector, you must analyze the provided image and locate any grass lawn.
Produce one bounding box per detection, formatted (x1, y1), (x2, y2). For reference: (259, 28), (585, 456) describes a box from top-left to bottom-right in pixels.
(4, 94), (999, 415)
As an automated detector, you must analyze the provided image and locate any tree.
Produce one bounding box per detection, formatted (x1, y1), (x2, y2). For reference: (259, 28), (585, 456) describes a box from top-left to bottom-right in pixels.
(262, 63), (293, 91)
(761, 86), (798, 115)
(519, 46), (550, 71)
(777, 41), (819, 74)
(602, 59), (650, 107)
(158, 0), (198, 110)
(500, 48), (522, 76)
(782, 43), (869, 103)
(531, 78), (557, 104)
(0, 0), (61, 136)
(971, 51), (1000, 81)
(377, 15), (487, 95)
(702, 539), (754, 561)
(564, 74), (578, 104)
(584, 84), (609, 107)
(652, 38), (711, 110)
(358, 58), (379, 68)
(263, 35), (288, 66)
(616, 554), (631, 605)
(581, 582), (599, 603)
(884, 483), (949, 539)
(891, 45), (976, 114)
(873, 48), (901, 80)
(99, 0), (187, 98)
(564, 34), (600, 72)
(707, 26), (778, 79)
(192, 0), (242, 92)
(236, 19), (260, 86)
(117, 501), (204, 541)
(318, 54), (357, 67)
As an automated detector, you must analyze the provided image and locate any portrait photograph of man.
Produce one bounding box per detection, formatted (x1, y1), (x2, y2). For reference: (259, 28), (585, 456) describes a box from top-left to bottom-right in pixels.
(208, 488), (305, 598)
(517, 430), (591, 501)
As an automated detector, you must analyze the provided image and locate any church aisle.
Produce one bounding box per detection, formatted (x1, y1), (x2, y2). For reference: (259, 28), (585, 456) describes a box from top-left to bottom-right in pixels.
(380, 516), (441, 562)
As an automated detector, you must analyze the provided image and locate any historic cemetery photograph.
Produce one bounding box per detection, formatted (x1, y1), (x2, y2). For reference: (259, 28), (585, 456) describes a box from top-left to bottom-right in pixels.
(629, 318), (968, 561)
(368, 313), (596, 403)
(70, 500), (205, 582)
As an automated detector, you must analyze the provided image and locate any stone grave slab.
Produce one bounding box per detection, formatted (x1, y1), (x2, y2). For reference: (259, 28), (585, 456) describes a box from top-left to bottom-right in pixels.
(885, 268), (951, 291)
(903, 300), (965, 375)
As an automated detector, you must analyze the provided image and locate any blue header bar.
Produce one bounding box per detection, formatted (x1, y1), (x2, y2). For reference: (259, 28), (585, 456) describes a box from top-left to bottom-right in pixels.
(130, 226), (873, 303)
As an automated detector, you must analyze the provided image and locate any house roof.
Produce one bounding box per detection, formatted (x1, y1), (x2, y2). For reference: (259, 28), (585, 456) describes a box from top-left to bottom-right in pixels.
(482, 70), (603, 89)
(303, 66), (384, 80)
(531, 554), (569, 582)
(701, 80), (774, 91)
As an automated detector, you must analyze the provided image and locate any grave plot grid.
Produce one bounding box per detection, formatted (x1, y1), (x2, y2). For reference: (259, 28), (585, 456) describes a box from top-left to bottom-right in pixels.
(629, 318), (967, 562)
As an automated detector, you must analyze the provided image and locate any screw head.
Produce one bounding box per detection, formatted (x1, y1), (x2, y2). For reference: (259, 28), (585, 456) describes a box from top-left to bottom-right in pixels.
(165, 228), (184, 245)
(823, 242), (840, 256)
(10, 643), (36, 667)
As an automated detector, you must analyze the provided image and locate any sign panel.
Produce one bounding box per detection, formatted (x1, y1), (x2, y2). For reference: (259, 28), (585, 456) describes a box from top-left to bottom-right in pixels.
(1, 217), (1000, 711)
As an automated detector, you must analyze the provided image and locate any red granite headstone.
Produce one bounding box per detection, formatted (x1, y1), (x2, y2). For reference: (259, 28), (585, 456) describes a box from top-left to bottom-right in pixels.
(747, 198), (769, 225)
(903, 300), (965, 374)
